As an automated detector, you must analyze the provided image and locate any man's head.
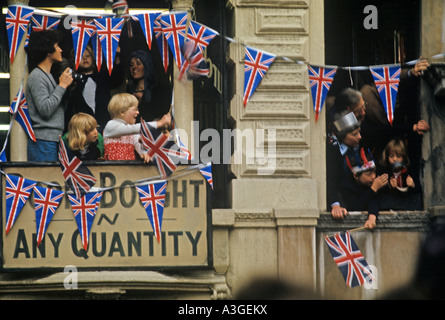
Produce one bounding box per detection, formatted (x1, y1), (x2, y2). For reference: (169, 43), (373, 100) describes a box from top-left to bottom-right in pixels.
(335, 88), (366, 122)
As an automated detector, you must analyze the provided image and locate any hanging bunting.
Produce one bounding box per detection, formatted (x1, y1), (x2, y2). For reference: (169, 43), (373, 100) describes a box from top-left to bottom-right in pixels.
(140, 120), (181, 178)
(6, 5), (34, 64)
(178, 42), (208, 81)
(159, 11), (188, 70)
(243, 46), (276, 107)
(9, 84), (36, 142)
(33, 185), (64, 246)
(68, 191), (103, 251)
(25, 13), (61, 47)
(58, 136), (97, 199)
(5, 174), (36, 235)
(369, 65), (401, 126)
(199, 163), (213, 190)
(134, 13), (158, 50)
(94, 17), (125, 76)
(185, 20), (219, 53)
(71, 19), (96, 71)
(307, 65), (337, 122)
(153, 14), (169, 73)
(91, 29), (103, 71)
(324, 231), (374, 288)
(136, 181), (167, 243)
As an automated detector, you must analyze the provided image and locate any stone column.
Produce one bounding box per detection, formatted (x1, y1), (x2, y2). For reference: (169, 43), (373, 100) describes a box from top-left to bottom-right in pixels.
(8, 0), (29, 161)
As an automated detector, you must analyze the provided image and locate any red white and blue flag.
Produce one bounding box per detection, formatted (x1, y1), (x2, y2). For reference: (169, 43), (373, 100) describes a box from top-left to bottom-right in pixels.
(154, 15), (169, 73)
(91, 29), (103, 72)
(178, 42), (209, 81)
(185, 20), (218, 54)
(140, 120), (182, 178)
(199, 163), (213, 190)
(370, 65), (401, 126)
(58, 136), (97, 199)
(71, 19), (96, 71)
(25, 13), (61, 47)
(6, 5), (34, 64)
(68, 191), (103, 251)
(9, 84), (36, 142)
(159, 11), (188, 70)
(33, 185), (64, 246)
(94, 17), (124, 76)
(136, 181), (167, 243)
(308, 65), (337, 122)
(5, 174), (36, 235)
(134, 13), (158, 50)
(243, 46), (276, 107)
(324, 231), (374, 288)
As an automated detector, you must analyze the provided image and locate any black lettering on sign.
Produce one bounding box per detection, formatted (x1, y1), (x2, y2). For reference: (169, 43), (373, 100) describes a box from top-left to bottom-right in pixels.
(189, 180), (203, 207)
(13, 229), (64, 259)
(173, 180), (187, 208)
(100, 172), (116, 208)
(119, 180), (137, 208)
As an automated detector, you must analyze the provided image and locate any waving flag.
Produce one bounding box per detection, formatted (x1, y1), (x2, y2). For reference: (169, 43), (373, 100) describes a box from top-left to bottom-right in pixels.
(185, 20), (218, 53)
(135, 13), (158, 50)
(243, 46), (276, 107)
(25, 13), (61, 47)
(177, 135), (192, 161)
(94, 17), (124, 75)
(9, 84), (36, 142)
(71, 19), (96, 71)
(5, 174), (36, 235)
(199, 163), (213, 190)
(140, 120), (181, 178)
(33, 185), (64, 246)
(68, 191), (103, 251)
(58, 136), (97, 199)
(154, 15), (169, 73)
(159, 11), (188, 70)
(308, 65), (337, 122)
(324, 231), (374, 288)
(178, 42), (209, 81)
(136, 181), (167, 243)
(6, 5), (34, 64)
(370, 65), (401, 126)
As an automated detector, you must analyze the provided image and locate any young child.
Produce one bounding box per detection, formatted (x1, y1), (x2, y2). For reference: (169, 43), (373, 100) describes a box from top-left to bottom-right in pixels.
(103, 93), (170, 162)
(62, 113), (103, 160)
(342, 148), (388, 229)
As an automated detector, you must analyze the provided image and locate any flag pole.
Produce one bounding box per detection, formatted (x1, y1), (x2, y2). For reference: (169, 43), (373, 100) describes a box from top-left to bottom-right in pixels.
(325, 226), (367, 239)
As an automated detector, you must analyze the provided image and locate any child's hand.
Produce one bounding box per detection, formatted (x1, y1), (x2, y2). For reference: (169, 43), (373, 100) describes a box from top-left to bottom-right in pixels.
(389, 177), (397, 188)
(141, 153), (152, 164)
(371, 173), (388, 192)
(406, 175), (415, 188)
(158, 113), (172, 129)
(364, 214), (377, 229)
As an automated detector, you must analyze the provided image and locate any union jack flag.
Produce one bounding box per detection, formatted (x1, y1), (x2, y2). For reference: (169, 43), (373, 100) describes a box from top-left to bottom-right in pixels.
(68, 191), (103, 251)
(177, 135), (192, 161)
(159, 11), (188, 70)
(33, 185), (64, 246)
(308, 65), (337, 122)
(9, 84), (36, 142)
(91, 30), (103, 72)
(134, 13), (158, 50)
(370, 65), (401, 126)
(178, 42), (209, 81)
(154, 15), (169, 73)
(94, 17), (124, 75)
(71, 19), (96, 71)
(199, 163), (213, 190)
(136, 181), (167, 243)
(243, 46), (276, 107)
(6, 5), (34, 64)
(140, 120), (181, 178)
(25, 13), (61, 47)
(5, 174), (36, 235)
(324, 231), (374, 288)
(58, 136), (97, 199)
(185, 20), (218, 53)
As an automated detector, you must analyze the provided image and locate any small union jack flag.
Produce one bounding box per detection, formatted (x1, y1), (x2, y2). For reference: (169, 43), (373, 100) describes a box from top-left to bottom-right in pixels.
(33, 185), (64, 246)
(134, 13), (158, 50)
(177, 135), (192, 161)
(243, 46), (276, 107)
(159, 11), (188, 70)
(308, 65), (337, 122)
(136, 181), (167, 243)
(370, 65), (401, 126)
(25, 13), (61, 47)
(68, 191), (103, 251)
(5, 174), (36, 235)
(154, 14), (169, 73)
(94, 17), (124, 75)
(6, 5), (34, 64)
(199, 163), (213, 190)
(185, 20), (218, 53)
(71, 19), (96, 71)
(178, 42), (209, 81)
(140, 120), (181, 178)
(9, 84), (36, 142)
(58, 136), (97, 199)
(91, 30), (103, 71)
(324, 231), (374, 288)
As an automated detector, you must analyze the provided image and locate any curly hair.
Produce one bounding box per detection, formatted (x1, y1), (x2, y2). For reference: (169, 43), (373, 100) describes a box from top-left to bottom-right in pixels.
(26, 29), (63, 71)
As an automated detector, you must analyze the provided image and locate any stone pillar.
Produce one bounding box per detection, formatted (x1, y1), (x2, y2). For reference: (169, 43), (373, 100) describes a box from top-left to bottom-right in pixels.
(167, 0), (196, 157)
(8, 0), (29, 161)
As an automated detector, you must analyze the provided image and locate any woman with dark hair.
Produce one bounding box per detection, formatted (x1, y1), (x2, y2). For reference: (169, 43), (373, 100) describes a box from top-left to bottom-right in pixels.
(127, 50), (170, 122)
(25, 30), (73, 161)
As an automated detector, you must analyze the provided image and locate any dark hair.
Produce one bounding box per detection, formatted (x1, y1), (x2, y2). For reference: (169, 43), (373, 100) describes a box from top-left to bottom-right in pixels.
(332, 110), (361, 142)
(334, 88), (363, 113)
(26, 29), (63, 71)
(128, 50), (157, 103)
